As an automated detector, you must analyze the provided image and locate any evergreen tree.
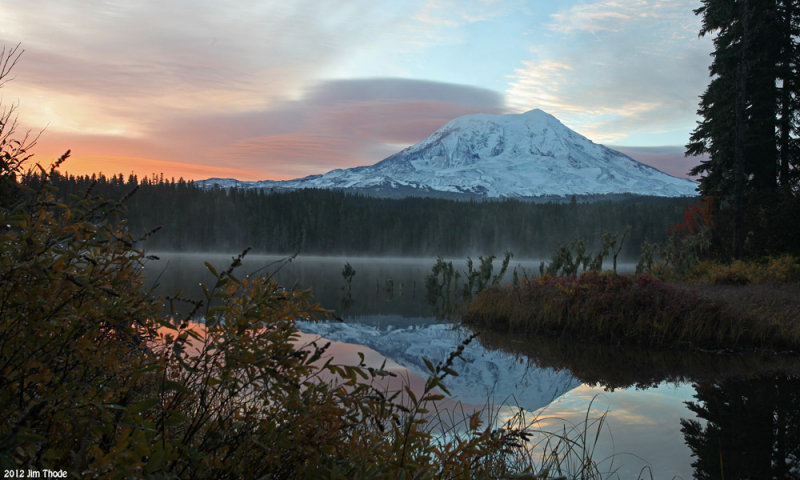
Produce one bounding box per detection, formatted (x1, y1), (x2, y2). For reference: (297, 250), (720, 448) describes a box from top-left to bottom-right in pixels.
(687, 0), (800, 257)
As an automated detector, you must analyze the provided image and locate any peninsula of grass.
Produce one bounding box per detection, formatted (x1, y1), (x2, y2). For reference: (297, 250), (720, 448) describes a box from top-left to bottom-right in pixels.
(463, 271), (800, 353)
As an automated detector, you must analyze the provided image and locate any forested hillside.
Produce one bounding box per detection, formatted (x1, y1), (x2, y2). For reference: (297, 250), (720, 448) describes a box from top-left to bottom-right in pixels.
(37, 172), (696, 257)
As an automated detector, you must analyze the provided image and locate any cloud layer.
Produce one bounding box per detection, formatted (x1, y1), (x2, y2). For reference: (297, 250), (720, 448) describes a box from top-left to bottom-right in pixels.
(611, 145), (703, 179)
(1, 0), (709, 180)
(24, 77), (505, 180)
(507, 0), (712, 144)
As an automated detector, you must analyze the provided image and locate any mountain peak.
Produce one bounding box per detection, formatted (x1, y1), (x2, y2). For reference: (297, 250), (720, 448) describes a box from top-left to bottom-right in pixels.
(520, 108), (563, 125)
(521, 108), (550, 117)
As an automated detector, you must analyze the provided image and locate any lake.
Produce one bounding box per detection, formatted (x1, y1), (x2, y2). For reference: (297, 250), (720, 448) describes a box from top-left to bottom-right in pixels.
(143, 252), (800, 479)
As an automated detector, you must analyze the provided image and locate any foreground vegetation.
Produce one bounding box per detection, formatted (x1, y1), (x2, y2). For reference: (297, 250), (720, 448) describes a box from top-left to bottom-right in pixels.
(2, 48), (637, 478)
(0, 135), (627, 480)
(4, 158), (585, 477)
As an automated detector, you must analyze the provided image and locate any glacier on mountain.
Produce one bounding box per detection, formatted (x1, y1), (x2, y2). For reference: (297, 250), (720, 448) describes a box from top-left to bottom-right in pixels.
(199, 109), (698, 199)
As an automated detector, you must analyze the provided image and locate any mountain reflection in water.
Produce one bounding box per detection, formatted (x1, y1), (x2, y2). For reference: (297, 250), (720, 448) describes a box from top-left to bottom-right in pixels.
(143, 253), (800, 479)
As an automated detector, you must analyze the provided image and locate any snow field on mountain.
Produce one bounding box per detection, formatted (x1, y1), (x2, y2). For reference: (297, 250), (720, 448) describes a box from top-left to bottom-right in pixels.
(199, 109), (698, 199)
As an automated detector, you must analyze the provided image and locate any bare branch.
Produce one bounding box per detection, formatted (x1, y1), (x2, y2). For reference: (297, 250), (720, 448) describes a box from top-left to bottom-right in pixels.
(0, 43), (23, 89)
(0, 43), (38, 178)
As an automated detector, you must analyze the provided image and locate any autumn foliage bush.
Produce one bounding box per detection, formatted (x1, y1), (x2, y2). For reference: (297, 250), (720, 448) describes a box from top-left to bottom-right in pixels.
(1, 154), (560, 478)
(636, 197), (714, 278)
(685, 255), (800, 285)
(464, 271), (798, 351)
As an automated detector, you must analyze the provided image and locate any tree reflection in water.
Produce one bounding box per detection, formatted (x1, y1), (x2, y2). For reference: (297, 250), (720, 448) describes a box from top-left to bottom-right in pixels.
(476, 328), (800, 478)
(681, 375), (800, 480)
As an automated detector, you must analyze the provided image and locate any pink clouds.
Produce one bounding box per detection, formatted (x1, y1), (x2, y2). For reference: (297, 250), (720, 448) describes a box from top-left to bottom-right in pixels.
(318, 99), (500, 144)
(27, 132), (265, 182)
(219, 133), (356, 179)
(2, 0), (714, 183)
(611, 145), (703, 179)
(24, 77), (507, 181)
(210, 95), (505, 179)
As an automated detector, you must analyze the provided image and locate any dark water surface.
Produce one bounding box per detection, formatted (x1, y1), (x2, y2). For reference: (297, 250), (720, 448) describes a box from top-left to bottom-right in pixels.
(143, 252), (800, 479)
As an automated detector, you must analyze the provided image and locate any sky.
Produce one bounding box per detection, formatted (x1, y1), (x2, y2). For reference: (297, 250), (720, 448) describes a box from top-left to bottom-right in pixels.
(0, 1), (713, 181)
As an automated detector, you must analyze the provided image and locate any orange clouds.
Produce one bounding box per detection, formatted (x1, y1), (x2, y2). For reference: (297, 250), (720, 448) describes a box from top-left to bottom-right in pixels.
(16, 78), (507, 181)
(27, 132), (266, 181)
(63, 153), (263, 183)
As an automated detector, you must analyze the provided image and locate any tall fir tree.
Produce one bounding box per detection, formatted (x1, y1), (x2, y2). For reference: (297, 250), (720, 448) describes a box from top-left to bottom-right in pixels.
(687, 0), (800, 257)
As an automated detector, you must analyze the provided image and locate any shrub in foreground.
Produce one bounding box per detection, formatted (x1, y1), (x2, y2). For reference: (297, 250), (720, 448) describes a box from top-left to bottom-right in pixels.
(0, 50), (637, 477)
(1, 160), (567, 478)
(464, 271), (799, 351)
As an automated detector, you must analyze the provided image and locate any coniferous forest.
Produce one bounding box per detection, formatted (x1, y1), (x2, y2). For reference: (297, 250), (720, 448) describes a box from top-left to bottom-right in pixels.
(35, 171), (698, 258)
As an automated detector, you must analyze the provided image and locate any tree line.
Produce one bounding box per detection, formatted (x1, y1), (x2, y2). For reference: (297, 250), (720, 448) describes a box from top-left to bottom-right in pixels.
(33, 171), (696, 258)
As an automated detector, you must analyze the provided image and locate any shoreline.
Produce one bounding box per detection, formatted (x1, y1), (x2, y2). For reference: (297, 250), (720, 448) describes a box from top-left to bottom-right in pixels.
(463, 273), (800, 354)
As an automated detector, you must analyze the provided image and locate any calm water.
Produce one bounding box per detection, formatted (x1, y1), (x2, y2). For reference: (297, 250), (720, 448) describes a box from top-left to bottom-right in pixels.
(143, 252), (800, 480)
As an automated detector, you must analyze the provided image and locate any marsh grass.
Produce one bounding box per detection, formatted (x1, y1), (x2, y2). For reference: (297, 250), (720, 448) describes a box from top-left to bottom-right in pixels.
(464, 271), (800, 352)
(480, 397), (662, 480)
(684, 254), (800, 285)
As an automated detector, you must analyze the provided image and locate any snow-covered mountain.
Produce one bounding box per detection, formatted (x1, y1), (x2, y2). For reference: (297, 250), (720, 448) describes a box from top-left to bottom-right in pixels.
(199, 109), (698, 199)
(295, 321), (581, 411)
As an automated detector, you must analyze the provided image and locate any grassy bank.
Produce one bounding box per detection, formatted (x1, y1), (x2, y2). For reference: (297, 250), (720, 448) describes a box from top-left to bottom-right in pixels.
(463, 271), (800, 352)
